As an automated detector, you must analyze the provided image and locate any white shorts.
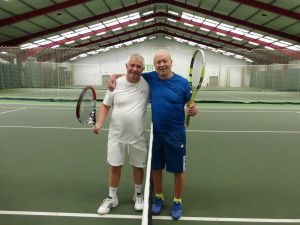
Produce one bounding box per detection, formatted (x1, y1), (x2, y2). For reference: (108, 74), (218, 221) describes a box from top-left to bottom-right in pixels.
(107, 139), (148, 168)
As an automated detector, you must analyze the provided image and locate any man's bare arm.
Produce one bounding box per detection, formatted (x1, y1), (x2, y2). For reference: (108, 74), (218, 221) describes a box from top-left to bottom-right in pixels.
(107, 74), (125, 91)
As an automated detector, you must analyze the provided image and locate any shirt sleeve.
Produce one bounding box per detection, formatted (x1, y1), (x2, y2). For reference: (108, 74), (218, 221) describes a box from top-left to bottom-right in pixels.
(103, 89), (113, 106)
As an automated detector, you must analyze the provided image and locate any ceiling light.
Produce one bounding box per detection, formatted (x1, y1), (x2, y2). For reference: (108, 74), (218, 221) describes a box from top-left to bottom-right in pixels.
(200, 27), (210, 32)
(216, 32), (226, 36)
(232, 37), (242, 41)
(112, 27), (122, 31)
(168, 10), (179, 15)
(248, 41), (259, 45)
(184, 23), (193, 27)
(143, 11), (153, 15)
(145, 18), (154, 22)
(128, 23), (138, 27)
(96, 32), (106, 36)
(167, 18), (177, 23)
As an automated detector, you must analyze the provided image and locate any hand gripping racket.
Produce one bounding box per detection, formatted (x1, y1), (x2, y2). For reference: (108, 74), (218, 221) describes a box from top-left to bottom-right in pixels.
(185, 49), (206, 127)
(76, 86), (98, 128)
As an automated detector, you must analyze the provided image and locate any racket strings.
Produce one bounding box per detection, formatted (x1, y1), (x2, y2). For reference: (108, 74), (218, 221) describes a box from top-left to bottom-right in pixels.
(80, 89), (95, 123)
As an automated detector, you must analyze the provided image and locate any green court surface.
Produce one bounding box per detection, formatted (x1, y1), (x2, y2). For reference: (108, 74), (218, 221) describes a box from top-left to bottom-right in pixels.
(1, 100), (300, 225)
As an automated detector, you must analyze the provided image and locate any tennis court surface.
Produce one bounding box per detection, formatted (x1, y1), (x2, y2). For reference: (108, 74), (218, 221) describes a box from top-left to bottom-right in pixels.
(1, 98), (300, 225)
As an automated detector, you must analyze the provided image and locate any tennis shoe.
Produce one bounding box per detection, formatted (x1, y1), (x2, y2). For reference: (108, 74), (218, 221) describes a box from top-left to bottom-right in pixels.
(171, 201), (182, 220)
(133, 193), (144, 211)
(97, 196), (119, 215)
(151, 197), (164, 215)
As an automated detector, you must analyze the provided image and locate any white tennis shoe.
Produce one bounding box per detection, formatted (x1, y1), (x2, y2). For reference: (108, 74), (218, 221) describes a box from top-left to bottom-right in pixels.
(97, 196), (119, 215)
(133, 193), (144, 211)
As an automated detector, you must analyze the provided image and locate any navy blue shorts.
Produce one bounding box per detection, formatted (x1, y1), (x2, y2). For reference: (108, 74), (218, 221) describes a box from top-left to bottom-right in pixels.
(151, 131), (186, 173)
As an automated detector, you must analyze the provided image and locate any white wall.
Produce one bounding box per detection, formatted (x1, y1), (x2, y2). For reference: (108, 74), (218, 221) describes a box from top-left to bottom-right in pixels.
(73, 38), (248, 87)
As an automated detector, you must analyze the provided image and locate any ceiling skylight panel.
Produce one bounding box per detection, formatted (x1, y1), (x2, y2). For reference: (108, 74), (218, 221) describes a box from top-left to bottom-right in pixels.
(128, 23), (138, 27)
(167, 18), (177, 22)
(192, 15), (204, 24)
(34, 39), (47, 43)
(273, 41), (292, 47)
(187, 41), (197, 46)
(287, 45), (300, 50)
(203, 19), (219, 27)
(75, 27), (91, 34)
(168, 10), (179, 15)
(124, 41), (133, 45)
(117, 15), (130, 23)
(145, 18), (154, 22)
(184, 23), (193, 27)
(231, 28), (249, 35)
(181, 12), (193, 20)
(217, 23), (234, 31)
(104, 19), (119, 27)
(89, 23), (105, 30)
(143, 11), (153, 16)
(112, 27), (122, 31)
(129, 12), (140, 20)
(244, 32), (263, 39)
(259, 36), (278, 43)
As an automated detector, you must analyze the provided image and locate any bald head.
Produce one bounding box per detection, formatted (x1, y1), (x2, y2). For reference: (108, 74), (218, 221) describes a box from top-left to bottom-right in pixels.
(153, 50), (173, 79)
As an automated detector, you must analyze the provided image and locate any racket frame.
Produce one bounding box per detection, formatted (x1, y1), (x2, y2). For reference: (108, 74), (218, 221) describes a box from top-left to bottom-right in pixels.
(76, 86), (97, 126)
(185, 49), (206, 127)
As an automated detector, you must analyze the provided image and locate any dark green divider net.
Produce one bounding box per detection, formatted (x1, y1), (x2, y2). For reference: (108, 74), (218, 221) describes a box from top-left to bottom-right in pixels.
(0, 47), (299, 103)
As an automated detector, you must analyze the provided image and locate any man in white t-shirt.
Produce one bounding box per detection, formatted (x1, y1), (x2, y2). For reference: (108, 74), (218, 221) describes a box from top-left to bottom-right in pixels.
(92, 54), (149, 215)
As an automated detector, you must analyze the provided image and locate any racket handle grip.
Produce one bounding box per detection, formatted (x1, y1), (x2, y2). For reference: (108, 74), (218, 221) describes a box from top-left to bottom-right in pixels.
(185, 115), (191, 127)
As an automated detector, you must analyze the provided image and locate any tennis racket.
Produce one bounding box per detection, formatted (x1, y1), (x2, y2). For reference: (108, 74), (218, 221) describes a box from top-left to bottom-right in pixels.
(185, 49), (206, 127)
(76, 86), (97, 128)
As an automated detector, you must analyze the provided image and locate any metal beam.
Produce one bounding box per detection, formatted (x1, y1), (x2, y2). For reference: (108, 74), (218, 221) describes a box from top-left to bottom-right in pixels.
(1, 0), (299, 47)
(0, 0), (93, 27)
(0, 1), (153, 46)
(232, 0), (300, 20)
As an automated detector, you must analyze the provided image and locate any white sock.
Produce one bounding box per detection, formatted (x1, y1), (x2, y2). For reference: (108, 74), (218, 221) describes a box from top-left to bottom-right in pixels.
(109, 187), (118, 198)
(135, 184), (142, 195)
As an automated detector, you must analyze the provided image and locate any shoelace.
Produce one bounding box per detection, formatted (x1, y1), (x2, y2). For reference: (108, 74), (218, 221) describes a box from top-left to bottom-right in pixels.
(172, 202), (181, 211)
(102, 197), (114, 207)
(154, 197), (163, 206)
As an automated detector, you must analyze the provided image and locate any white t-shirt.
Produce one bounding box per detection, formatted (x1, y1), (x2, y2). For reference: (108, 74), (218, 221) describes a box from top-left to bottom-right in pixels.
(103, 76), (149, 144)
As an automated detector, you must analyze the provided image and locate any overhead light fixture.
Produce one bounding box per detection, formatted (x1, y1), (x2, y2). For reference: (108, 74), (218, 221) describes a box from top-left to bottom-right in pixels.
(248, 41), (259, 46)
(200, 27), (209, 32)
(168, 10), (179, 15)
(167, 18), (177, 23)
(184, 23), (193, 27)
(112, 27), (122, 31)
(232, 37), (242, 41)
(143, 11), (153, 16)
(216, 32), (226, 36)
(96, 32), (106, 36)
(128, 23), (138, 27)
(145, 18), (154, 22)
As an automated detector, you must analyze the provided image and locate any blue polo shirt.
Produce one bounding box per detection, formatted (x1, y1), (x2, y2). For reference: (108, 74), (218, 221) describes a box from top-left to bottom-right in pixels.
(142, 71), (190, 133)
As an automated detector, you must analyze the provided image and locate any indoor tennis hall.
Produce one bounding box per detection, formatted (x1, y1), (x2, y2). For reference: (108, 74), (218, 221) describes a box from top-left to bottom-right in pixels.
(1, 1), (300, 225)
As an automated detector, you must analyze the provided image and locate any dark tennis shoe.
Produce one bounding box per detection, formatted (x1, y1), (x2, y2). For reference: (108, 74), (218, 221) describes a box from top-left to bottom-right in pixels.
(171, 201), (182, 220)
(151, 197), (164, 214)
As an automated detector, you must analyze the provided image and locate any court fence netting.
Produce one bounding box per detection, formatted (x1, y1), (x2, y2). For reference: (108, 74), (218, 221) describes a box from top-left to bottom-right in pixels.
(0, 46), (299, 104)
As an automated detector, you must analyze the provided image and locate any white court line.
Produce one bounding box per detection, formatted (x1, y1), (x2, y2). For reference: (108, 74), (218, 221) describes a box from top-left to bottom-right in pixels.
(215, 92), (242, 99)
(1, 126), (299, 134)
(200, 110), (300, 113)
(0, 107), (27, 115)
(0, 126), (108, 130)
(187, 130), (300, 134)
(0, 210), (300, 223)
